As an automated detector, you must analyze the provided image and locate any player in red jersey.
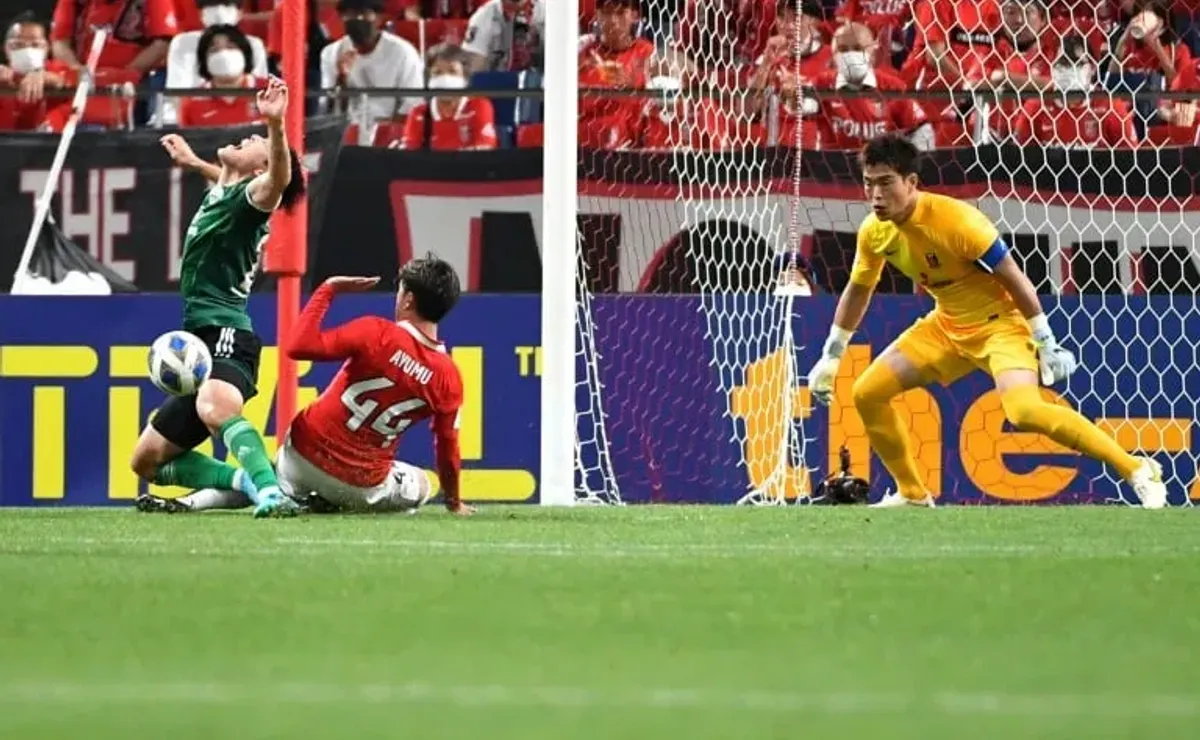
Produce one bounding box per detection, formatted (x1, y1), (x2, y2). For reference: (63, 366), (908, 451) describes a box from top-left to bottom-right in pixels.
(135, 257), (472, 516)
(280, 258), (471, 515)
(797, 22), (932, 150)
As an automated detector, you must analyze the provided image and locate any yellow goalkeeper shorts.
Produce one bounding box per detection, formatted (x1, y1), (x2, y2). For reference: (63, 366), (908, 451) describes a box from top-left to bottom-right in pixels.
(889, 312), (1039, 385)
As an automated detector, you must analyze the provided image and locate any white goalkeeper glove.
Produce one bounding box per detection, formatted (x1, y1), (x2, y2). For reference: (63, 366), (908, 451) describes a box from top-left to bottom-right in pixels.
(1029, 314), (1077, 386)
(807, 326), (852, 406)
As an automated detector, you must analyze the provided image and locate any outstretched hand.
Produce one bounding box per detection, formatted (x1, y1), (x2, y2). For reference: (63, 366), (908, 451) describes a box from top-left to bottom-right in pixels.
(160, 134), (199, 167)
(256, 76), (288, 123)
(324, 276), (380, 292)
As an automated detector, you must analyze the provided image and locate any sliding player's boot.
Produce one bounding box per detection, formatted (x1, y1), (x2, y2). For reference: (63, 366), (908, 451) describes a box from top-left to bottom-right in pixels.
(252, 487), (300, 519)
(135, 493), (192, 514)
(870, 490), (936, 508)
(1128, 457), (1167, 509)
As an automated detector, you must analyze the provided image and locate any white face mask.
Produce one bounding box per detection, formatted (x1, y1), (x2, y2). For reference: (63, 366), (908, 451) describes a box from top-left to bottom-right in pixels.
(428, 74), (467, 90)
(835, 50), (872, 85)
(207, 48), (246, 79)
(8, 46), (45, 74)
(201, 5), (241, 27)
(1052, 64), (1092, 93)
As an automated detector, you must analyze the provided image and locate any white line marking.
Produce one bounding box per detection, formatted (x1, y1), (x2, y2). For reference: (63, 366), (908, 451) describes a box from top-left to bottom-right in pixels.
(1, 535), (1196, 560)
(0, 682), (1195, 717)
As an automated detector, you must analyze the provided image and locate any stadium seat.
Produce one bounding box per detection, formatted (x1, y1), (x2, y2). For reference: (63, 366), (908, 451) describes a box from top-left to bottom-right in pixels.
(516, 123), (543, 148)
(372, 120), (407, 147)
(390, 20), (423, 50)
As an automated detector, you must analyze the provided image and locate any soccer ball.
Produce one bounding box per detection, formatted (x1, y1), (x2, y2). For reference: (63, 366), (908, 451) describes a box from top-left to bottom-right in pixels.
(147, 331), (212, 396)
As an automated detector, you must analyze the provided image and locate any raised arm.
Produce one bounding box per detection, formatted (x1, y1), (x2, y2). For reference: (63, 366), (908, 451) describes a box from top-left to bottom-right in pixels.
(247, 77), (293, 211)
(160, 134), (222, 183)
(287, 276), (381, 361)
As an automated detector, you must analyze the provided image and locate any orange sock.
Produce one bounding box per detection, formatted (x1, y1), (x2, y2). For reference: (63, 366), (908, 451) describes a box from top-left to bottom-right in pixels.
(852, 361), (928, 498)
(1000, 386), (1141, 479)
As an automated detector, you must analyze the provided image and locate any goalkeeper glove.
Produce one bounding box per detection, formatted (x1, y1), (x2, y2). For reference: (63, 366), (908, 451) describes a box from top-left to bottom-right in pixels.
(1029, 314), (1077, 386)
(807, 326), (852, 406)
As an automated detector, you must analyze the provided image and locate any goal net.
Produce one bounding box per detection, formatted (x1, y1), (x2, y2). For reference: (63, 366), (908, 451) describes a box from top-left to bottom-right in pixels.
(558, 0), (1199, 506)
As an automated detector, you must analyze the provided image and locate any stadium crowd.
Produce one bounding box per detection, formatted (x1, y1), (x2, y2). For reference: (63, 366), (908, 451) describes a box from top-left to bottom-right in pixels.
(0, 0), (1197, 149)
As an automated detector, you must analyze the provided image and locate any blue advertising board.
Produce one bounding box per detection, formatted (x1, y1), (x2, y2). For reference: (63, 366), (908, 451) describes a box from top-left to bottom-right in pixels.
(1, 294), (1197, 506)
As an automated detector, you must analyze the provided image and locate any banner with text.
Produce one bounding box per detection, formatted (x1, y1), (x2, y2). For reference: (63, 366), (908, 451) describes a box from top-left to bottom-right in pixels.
(0, 116), (347, 291)
(2, 293), (1196, 506)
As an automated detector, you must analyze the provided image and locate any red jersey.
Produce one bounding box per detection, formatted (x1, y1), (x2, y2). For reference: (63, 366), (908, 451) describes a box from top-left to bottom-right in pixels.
(287, 284), (464, 507)
(637, 98), (733, 150)
(0, 61), (75, 131)
(578, 36), (654, 121)
(805, 68), (928, 150)
(676, 0), (777, 66)
(1116, 40), (1193, 81)
(178, 77), (265, 128)
(50, 0), (178, 70)
(399, 97), (498, 150)
(905, 0), (1002, 88)
(836, 0), (912, 55)
(1013, 98), (1137, 148)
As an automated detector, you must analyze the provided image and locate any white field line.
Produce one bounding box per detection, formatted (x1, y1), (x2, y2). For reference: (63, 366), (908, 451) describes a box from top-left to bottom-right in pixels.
(0, 682), (1195, 718)
(0, 535), (1196, 560)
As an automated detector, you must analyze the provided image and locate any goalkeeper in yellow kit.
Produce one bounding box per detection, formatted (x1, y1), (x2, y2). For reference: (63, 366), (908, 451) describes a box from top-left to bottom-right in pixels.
(807, 134), (1168, 509)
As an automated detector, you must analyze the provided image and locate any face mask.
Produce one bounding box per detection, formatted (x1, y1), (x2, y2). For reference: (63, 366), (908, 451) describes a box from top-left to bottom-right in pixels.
(1052, 64), (1092, 93)
(344, 18), (375, 47)
(201, 5), (240, 27)
(207, 48), (246, 79)
(646, 76), (681, 121)
(8, 47), (45, 74)
(835, 50), (872, 84)
(428, 74), (467, 90)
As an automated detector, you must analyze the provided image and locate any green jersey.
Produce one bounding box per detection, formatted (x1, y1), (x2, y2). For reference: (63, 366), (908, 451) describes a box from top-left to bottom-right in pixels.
(179, 178), (271, 332)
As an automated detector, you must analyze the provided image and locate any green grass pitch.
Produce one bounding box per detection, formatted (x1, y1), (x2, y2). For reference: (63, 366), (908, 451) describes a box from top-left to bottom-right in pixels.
(0, 506), (1197, 739)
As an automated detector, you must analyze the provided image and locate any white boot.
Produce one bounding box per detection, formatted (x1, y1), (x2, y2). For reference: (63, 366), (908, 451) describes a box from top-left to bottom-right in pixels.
(870, 490), (936, 508)
(1127, 457), (1167, 509)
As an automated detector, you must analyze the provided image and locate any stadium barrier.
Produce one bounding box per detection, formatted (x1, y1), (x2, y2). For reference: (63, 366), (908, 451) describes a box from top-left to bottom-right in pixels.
(3, 141), (1198, 294)
(1, 293), (1196, 506)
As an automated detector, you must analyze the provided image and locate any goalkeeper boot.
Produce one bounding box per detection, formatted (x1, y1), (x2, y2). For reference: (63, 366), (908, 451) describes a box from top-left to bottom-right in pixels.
(870, 489), (936, 508)
(135, 493), (192, 514)
(1128, 458), (1168, 509)
(252, 486), (300, 519)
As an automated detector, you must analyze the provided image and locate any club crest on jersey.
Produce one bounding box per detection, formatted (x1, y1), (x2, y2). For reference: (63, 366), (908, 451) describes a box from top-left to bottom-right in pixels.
(925, 252), (940, 268)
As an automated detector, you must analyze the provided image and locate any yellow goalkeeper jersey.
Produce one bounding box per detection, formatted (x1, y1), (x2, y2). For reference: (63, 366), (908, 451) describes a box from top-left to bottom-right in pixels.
(850, 191), (1019, 339)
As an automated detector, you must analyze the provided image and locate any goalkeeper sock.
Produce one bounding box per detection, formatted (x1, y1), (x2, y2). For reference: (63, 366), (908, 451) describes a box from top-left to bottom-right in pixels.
(179, 488), (254, 511)
(154, 451), (240, 491)
(1000, 386), (1141, 479)
(853, 360), (929, 498)
(219, 416), (280, 504)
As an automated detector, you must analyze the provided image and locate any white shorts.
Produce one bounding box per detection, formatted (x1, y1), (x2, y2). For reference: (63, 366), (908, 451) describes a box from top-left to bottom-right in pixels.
(275, 437), (433, 513)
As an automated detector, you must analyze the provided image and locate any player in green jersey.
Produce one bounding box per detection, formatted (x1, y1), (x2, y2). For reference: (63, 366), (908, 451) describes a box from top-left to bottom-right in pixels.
(131, 77), (307, 518)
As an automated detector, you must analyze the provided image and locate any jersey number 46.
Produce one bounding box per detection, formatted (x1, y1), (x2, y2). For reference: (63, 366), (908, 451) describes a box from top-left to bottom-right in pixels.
(341, 377), (426, 447)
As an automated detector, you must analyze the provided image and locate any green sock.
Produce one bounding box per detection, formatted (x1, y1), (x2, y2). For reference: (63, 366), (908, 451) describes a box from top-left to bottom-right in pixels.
(219, 416), (279, 503)
(154, 451), (239, 491)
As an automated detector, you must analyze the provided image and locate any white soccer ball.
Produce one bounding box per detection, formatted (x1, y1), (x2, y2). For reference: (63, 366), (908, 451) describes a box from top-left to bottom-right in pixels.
(147, 331), (212, 396)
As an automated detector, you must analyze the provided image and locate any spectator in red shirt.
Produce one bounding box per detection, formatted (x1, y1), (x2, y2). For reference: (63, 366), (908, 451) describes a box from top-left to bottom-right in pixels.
(675, 0), (778, 71)
(50, 0), (178, 75)
(178, 25), (264, 128)
(835, 0), (912, 68)
(801, 21), (932, 149)
(0, 13), (73, 131)
(395, 49), (497, 149)
(1014, 44), (1138, 147)
(902, 0), (1003, 89)
(748, 1), (833, 120)
(1109, 2), (1191, 83)
(578, 0), (655, 148)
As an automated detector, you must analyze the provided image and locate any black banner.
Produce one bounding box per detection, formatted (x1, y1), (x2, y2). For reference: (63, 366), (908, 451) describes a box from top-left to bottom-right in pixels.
(2, 139), (1198, 293)
(0, 115), (347, 291)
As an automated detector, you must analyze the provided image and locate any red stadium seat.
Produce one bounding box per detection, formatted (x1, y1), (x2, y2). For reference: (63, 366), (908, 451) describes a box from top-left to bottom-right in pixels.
(372, 120), (407, 147)
(516, 123), (544, 148)
(390, 20), (423, 49)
